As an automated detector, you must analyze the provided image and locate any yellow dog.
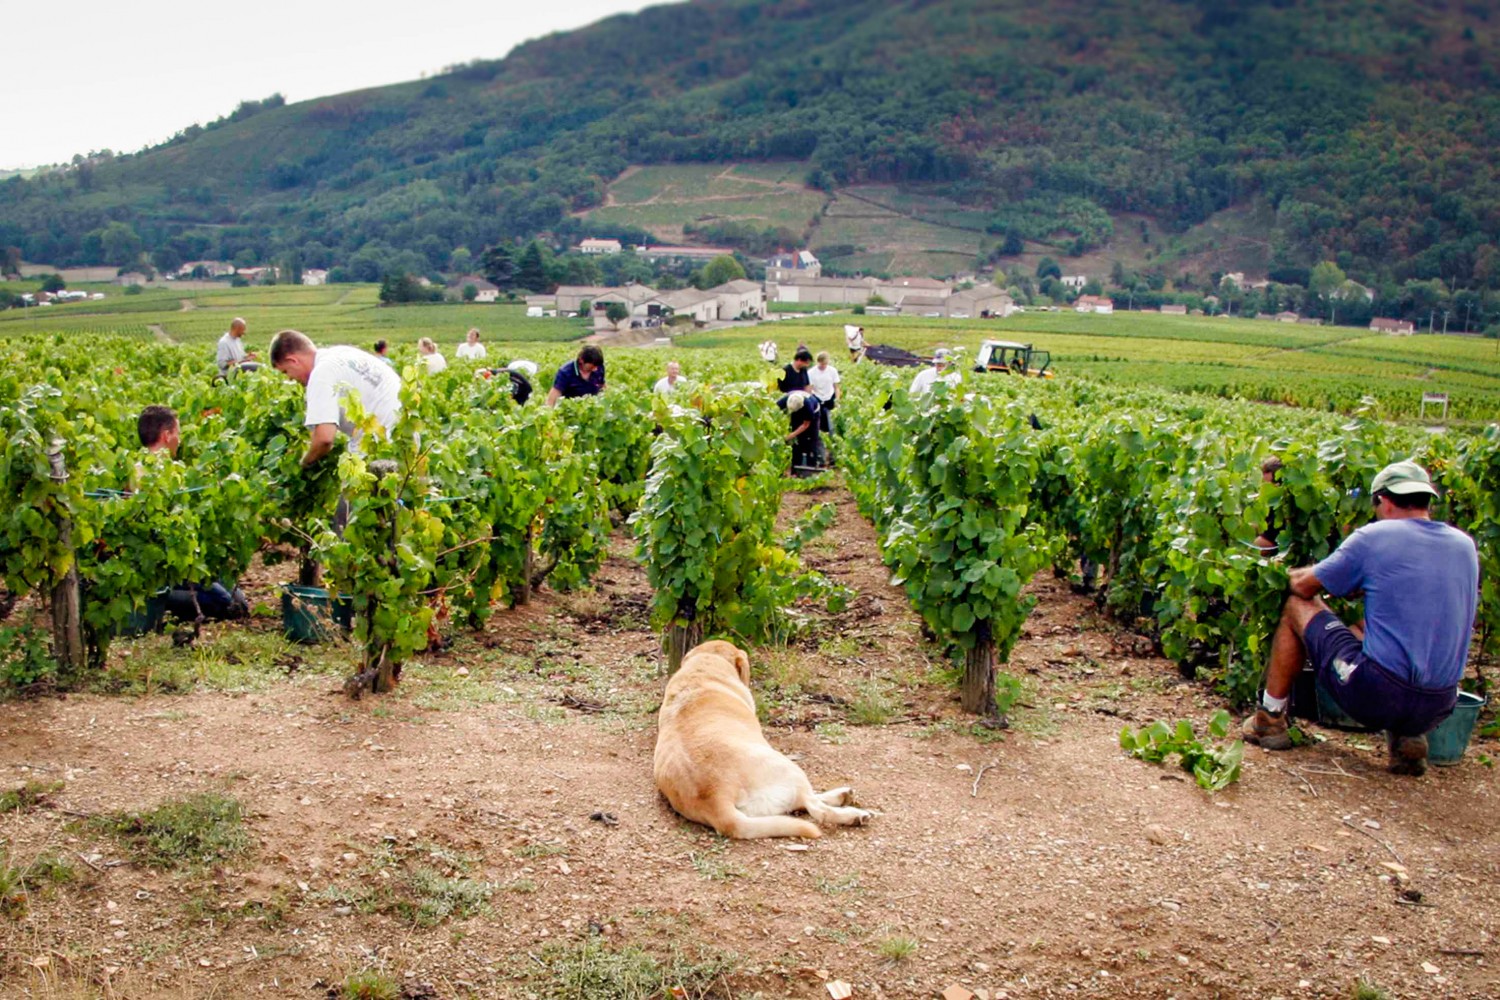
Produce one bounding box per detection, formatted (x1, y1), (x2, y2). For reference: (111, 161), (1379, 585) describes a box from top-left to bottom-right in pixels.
(654, 640), (872, 839)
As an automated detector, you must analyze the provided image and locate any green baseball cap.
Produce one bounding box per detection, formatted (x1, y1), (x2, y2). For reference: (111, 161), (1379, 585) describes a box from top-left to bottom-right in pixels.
(1371, 459), (1438, 497)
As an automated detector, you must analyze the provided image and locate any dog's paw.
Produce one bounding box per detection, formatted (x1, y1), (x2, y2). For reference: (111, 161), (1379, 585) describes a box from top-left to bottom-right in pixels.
(849, 809), (873, 826)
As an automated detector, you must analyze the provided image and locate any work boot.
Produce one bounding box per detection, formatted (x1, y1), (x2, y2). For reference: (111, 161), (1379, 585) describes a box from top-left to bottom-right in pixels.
(1387, 732), (1428, 776)
(1241, 707), (1292, 750)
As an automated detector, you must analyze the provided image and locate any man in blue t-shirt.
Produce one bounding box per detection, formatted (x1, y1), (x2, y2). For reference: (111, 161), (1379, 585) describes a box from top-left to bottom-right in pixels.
(546, 345), (606, 406)
(1242, 460), (1479, 775)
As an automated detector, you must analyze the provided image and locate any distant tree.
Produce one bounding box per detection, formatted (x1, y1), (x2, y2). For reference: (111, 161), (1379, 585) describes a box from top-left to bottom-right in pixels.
(1310, 261), (1347, 320)
(578, 299), (592, 317)
(449, 247), (473, 274)
(462, 283), (478, 302)
(232, 248), (258, 269)
(151, 247), (182, 276)
(123, 284), (143, 296)
(514, 241), (549, 293)
(100, 222), (143, 267)
(1068, 236), (1087, 257)
(1036, 256), (1061, 280)
(379, 273), (439, 305)
(604, 301), (629, 325)
(699, 254), (746, 288)
(1002, 231), (1024, 256)
(40, 273), (66, 293)
(480, 243), (516, 290)
(0, 245), (21, 276)
(1081, 278), (1103, 296)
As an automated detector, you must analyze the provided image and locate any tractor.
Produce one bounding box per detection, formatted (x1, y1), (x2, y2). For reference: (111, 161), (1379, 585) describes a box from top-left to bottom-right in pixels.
(973, 340), (1054, 378)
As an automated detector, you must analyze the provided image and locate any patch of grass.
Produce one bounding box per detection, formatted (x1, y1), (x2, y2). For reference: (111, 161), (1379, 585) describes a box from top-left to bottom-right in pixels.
(817, 635), (859, 659)
(524, 936), (737, 1000)
(690, 841), (745, 882)
(847, 679), (900, 726)
(341, 969), (400, 1000)
(0, 852), (76, 919)
(91, 793), (248, 868)
(816, 874), (863, 895)
(316, 841), (492, 928)
(516, 841), (567, 859)
(0, 779), (64, 813)
(814, 721), (850, 744)
(504, 878), (539, 893)
(1353, 979), (1393, 1000)
(90, 630), (344, 696)
(878, 935), (919, 962)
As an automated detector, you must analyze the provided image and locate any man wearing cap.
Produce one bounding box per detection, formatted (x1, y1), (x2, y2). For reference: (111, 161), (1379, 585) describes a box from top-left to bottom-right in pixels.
(1242, 460), (1478, 775)
(909, 349), (962, 396)
(778, 390), (823, 474)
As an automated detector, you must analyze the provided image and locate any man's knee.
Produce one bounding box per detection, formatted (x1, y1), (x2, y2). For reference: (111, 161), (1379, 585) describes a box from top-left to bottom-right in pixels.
(1281, 593), (1329, 633)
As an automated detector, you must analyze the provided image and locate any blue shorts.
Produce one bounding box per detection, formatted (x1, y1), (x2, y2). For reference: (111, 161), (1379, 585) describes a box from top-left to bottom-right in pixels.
(1303, 611), (1457, 737)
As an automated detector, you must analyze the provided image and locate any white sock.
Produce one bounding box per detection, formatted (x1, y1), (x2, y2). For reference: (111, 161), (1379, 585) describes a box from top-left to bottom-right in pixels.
(1262, 691), (1289, 714)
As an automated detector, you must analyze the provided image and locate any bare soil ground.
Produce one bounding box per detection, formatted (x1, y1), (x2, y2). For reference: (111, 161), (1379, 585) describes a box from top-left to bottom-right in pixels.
(1, 486), (1496, 999)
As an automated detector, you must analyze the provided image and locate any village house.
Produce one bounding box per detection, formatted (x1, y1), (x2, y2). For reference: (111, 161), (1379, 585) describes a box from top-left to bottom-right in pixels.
(709, 279), (766, 320)
(658, 288), (721, 324)
(174, 260), (235, 279)
(1370, 317), (1416, 335)
(1061, 275), (1088, 290)
(767, 276), (881, 306)
(592, 284), (666, 320)
(1276, 311), (1300, 323)
(896, 294), (948, 317)
(301, 269), (328, 286)
(875, 276), (952, 302)
(765, 250), (821, 282)
(946, 283), (1015, 318)
(1160, 303), (1188, 315)
(446, 275), (500, 302)
(1297, 316), (1323, 326)
(115, 271), (150, 286)
(553, 285), (614, 315)
(1220, 272), (1245, 289)
(576, 238), (623, 255)
(1075, 294), (1114, 314)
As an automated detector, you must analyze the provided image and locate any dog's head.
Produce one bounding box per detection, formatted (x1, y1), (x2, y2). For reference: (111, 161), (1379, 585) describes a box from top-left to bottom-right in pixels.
(686, 639), (751, 687)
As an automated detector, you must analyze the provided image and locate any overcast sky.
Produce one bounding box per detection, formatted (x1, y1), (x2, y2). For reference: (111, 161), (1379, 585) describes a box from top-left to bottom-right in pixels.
(3, 0), (659, 169)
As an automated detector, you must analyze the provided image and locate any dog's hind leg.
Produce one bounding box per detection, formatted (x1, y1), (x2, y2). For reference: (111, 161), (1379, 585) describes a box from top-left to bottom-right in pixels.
(805, 797), (873, 828)
(719, 811), (822, 840)
(815, 786), (855, 806)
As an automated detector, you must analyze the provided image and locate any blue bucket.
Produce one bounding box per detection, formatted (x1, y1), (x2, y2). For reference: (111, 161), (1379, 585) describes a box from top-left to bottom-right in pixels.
(1428, 691), (1486, 766)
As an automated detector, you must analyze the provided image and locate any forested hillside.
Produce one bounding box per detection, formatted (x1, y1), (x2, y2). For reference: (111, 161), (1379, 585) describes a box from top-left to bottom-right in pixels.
(2, 0), (1497, 292)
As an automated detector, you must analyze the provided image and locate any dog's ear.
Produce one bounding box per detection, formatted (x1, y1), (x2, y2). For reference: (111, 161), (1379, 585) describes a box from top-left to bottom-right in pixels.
(735, 647), (751, 687)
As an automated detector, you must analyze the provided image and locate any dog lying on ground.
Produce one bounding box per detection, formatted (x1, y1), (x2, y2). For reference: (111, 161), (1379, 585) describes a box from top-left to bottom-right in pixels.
(654, 639), (873, 839)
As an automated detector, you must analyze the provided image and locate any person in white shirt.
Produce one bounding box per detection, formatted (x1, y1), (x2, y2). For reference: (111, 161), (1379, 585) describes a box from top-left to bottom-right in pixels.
(758, 340), (779, 364)
(269, 329), (402, 467)
(844, 324), (865, 361)
(216, 317), (257, 374)
(806, 351), (841, 433)
(455, 328), (487, 361)
(654, 360), (684, 394)
(418, 337), (448, 374)
(909, 348), (962, 396)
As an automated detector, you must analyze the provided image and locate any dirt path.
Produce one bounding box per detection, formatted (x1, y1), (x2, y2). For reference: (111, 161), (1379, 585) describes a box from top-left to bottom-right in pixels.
(146, 323), (175, 345)
(1, 487), (1496, 999)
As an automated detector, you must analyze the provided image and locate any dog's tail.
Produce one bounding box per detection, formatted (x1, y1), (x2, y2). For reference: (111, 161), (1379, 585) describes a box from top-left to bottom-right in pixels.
(718, 810), (823, 840)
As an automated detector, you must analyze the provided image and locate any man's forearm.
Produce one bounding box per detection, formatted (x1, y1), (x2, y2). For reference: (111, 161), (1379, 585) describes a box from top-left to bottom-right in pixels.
(300, 438), (333, 467)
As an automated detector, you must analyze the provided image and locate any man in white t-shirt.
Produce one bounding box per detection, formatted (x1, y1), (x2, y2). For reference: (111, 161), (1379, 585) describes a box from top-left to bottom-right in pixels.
(844, 324), (865, 361)
(216, 317), (256, 374)
(909, 348), (962, 396)
(758, 340), (779, 364)
(654, 361), (684, 394)
(455, 328), (487, 361)
(269, 329), (402, 467)
(806, 351), (840, 433)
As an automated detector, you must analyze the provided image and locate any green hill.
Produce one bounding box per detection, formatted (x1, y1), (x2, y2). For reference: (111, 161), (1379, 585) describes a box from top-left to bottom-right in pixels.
(1, 0), (1497, 297)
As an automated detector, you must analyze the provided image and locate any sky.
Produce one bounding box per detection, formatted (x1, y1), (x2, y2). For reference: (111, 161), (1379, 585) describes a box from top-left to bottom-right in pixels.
(2, 0), (659, 170)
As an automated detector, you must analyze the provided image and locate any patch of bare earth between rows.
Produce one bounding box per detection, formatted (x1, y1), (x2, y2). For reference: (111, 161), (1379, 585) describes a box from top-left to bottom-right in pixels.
(1, 485), (1495, 999)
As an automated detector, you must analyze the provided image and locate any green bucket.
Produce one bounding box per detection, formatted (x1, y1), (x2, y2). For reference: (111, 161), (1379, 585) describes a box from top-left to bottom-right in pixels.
(1428, 691), (1486, 767)
(280, 583), (353, 644)
(117, 588), (170, 637)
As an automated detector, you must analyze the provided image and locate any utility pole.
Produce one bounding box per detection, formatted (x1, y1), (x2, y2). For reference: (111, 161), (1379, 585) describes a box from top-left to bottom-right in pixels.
(1443, 310), (1450, 335)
